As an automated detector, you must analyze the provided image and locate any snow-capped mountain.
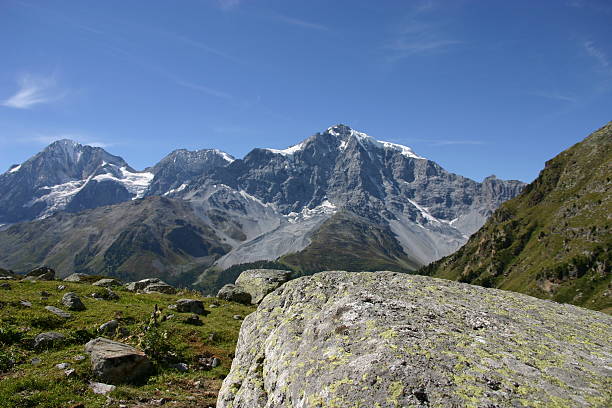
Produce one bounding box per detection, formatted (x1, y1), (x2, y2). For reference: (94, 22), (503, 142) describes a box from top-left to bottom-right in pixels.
(0, 126), (525, 284)
(0, 139), (154, 222)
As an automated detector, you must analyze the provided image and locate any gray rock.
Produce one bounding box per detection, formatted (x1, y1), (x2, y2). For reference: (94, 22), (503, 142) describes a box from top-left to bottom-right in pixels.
(45, 305), (72, 318)
(62, 292), (85, 311)
(89, 381), (116, 395)
(73, 355), (86, 361)
(91, 288), (119, 301)
(125, 278), (162, 292)
(55, 362), (71, 369)
(142, 282), (177, 294)
(64, 368), (76, 377)
(63, 273), (89, 282)
(40, 290), (50, 297)
(217, 284), (252, 305)
(217, 271), (612, 408)
(57, 285), (66, 290)
(175, 299), (206, 315)
(183, 314), (202, 326)
(211, 357), (221, 368)
(98, 319), (119, 335)
(19, 300), (32, 307)
(0, 276), (14, 280)
(0, 283), (10, 290)
(30, 357), (41, 365)
(92, 278), (121, 287)
(85, 337), (153, 384)
(171, 362), (189, 372)
(34, 331), (65, 349)
(232, 315), (243, 320)
(25, 266), (55, 280)
(234, 269), (291, 304)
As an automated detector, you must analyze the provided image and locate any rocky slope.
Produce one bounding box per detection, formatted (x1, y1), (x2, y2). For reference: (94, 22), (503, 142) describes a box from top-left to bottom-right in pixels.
(421, 122), (611, 312)
(0, 196), (229, 285)
(218, 271), (612, 408)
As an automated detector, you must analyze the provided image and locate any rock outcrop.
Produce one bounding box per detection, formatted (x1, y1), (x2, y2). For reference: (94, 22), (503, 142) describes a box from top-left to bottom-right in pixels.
(85, 337), (153, 384)
(125, 278), (176, 294)
(63, 273), (89, 282)
(24, 266), (55, 281)
(218, 271), (612, 408)
(175, 299), (206, 315)
(234, 269), (292, 304)
(217, 284), (252, 305)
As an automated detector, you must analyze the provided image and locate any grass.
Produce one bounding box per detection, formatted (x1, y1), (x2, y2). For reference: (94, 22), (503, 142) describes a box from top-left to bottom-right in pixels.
(0, 279), (255, 407)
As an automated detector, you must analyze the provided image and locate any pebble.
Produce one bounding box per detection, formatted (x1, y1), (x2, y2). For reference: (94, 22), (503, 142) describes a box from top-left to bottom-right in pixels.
(56, 362), (71, 369)
(233, 314), (243, 320)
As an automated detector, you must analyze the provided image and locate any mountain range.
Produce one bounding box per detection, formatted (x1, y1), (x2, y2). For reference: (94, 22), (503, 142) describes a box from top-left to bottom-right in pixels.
(0, 125), (524, 289)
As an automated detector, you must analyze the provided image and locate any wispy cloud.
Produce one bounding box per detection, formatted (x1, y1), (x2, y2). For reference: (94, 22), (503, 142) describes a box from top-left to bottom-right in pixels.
(30, 133), (112, 148)
(217, 0), (241, 10)
(173, 79), (234, 100)
(398, 137), (483, 146)
(385, 1), (462, 61)
(584, 41), (610, 69)
(2, 74), (65, 109)
(270, 13), (328, 31)
(528, 90), (577, 103)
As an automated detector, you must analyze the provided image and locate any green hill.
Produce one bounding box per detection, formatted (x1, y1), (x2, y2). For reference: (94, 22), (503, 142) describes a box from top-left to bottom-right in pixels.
(421, 122), (612, 313)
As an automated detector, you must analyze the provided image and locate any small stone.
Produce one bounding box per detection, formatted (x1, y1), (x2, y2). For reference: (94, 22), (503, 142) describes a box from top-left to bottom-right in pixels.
(64, 368), (76, 377)
(171, 362), (189, 372)
(31, 357), (41, 365)
(57, 285), (66, 290)
(183, 314), (202, 326)
(208, 333), (218, 342)
(63, 273), (89, 282)
(162, 314), (175, 321)
(19, 300), (32, 307)
(92, 278), (121, 287)
(40, 290), (50, 297)
(0, 283), (10, 290)
(56, 362), (71, 369)
(98, 319), (119, 335)
(89, 381), (116, 395)
(211, 357), (221, 368)
(233, 315), (243, 320)
(167, 304), (177, 310)
(208, 303), (218, 308)
(73, 355), (86, 361)
(62, 292), (86, 311)
(45, 305), (72, 318)
(34, 331), (65, 349)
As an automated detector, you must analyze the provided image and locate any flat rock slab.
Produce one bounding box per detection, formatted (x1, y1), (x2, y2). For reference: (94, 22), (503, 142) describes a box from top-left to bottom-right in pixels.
(45, 305), (72, 318)
(25, 266), (55, 280)
(235, 269), (291, 304)
(89, 381), (116, 395)
(85, 337), (153, 384)
(218, 271), (612, 408)
(92, 278), (121, 287)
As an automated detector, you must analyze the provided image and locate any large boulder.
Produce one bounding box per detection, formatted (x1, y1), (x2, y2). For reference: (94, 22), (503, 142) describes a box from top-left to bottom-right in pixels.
(234, 269), (291, 304)
(85, 337), (153, 384)
(125, 278), (176, 294)
(63, 273), (89, 282)
(24, 266), (55, 281)
(175, 299), (206, 315)
(218, 271), (612, 408)
(62, 292), (86, 311)
(217, 284), (252, 305)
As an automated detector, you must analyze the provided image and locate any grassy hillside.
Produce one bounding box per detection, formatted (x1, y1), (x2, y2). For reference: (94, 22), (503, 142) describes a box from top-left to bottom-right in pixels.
(0, 197), (229, 287)
(0, 279), (254, 407)
(421, 122), (612, 312)
(281, 211), (420, 274)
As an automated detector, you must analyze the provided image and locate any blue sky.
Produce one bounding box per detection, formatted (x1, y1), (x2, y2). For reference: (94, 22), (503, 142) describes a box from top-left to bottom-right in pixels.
(1, 0), (610, 182)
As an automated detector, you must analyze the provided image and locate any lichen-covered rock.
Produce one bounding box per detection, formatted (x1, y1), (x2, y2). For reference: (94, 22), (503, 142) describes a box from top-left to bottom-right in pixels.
(34, 331), (65, 349)
(25, 266), (55, 281)
(92, 278), (121, 287)
(85, 337), (153, 384)
(62, 292), (86, 311)
(217, 284), (252, 305)
(63, 273), (89, 282)
(218, 271), (612, 408)
(125, 278), (176, 294)
(45, 305), (72, 318)
(234, 269), (292, 304)
(142, 282), (176, 294)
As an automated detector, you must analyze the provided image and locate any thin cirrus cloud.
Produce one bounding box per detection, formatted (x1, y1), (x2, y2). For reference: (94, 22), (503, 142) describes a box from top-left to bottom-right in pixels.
(269, 13), (328, 31)
(528, 90), (577, 103)
(172, 78), (234, 101)
(30, 133), (112, 148)
(583, 41), (610, 70)
(2, 75), (65, 109)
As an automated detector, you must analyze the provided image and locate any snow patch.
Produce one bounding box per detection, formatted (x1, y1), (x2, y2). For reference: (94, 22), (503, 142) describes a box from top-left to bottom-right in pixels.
(213, 149), (235, 163)
(93, 167), (153, 199)
(286, 199), (337, 223)
(264, 142), (305, 156)
(407, 199), (441, 224)
(25, 180), (87, 218)
(8, 164), (21, 173)
(163, 183), (188, 196)
(327, 126), (425, 159)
